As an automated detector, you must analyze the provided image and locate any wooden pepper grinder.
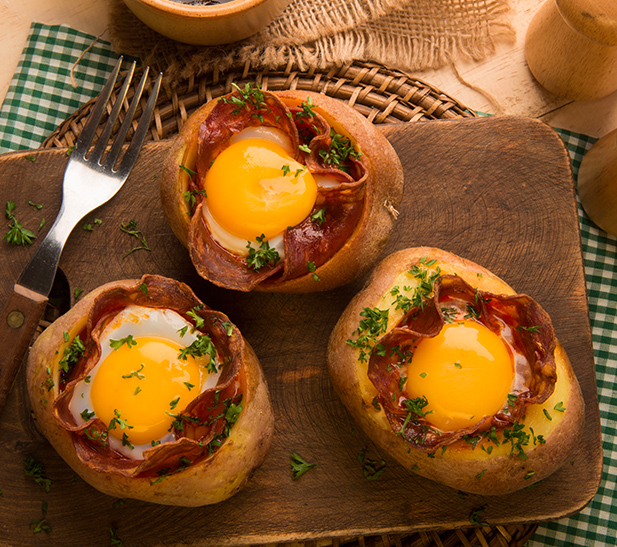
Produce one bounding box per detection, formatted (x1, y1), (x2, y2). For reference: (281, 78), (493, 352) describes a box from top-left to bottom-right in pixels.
(577, 128), (617, 236)
(525, 0), (617, 100)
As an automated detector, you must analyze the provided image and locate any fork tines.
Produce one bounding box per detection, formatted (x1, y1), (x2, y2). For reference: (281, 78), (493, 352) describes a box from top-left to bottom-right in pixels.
(74, 56), (162, 177)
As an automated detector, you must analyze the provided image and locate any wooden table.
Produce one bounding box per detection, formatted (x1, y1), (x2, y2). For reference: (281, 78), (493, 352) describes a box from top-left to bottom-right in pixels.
(1, 0), (616, 139)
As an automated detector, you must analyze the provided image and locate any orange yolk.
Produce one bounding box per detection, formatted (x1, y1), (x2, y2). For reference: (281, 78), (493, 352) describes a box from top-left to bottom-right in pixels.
(204, 137), (318, 241)
(91, 336), (203, 445)
(406, 321), (514, 432)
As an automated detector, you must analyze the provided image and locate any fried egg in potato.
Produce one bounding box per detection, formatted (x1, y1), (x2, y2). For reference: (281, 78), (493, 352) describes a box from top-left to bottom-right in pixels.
(69, 306), (221, 459)
(202, 127), (337, 259)
(328, 247), (585, 495)
(27, 275), (274, 506)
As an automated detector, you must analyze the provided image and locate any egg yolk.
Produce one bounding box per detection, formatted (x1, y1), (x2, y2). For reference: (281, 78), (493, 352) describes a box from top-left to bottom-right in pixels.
(91, 336), (203, 445)
(204, 138), (318, 241)
(406, 321), (514, 432)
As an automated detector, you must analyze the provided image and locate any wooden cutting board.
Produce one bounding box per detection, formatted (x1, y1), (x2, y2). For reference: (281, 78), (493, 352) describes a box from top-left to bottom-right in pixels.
(0, 116), (602, 546)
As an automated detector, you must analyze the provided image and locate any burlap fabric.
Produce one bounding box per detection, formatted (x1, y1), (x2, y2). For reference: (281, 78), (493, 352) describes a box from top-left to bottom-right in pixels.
(108, 0), (514, 82)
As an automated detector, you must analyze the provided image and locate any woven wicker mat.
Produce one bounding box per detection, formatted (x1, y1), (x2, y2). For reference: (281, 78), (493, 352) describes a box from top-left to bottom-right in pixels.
(40, 61), (539, 547)
(43, 60), (477, 148)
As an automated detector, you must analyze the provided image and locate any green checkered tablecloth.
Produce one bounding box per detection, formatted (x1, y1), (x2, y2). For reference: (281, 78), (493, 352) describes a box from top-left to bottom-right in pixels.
(1, 21), (616, 547)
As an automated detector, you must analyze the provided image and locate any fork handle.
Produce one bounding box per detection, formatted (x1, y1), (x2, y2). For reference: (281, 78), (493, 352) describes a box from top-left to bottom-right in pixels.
(0, 285), (48, 416)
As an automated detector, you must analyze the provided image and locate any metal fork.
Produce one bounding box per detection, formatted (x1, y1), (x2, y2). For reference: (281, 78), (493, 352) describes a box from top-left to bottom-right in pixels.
(0, 57), (162, 414)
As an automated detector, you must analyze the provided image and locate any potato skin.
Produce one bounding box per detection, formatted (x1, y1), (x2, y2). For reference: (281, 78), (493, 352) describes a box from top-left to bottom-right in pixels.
(160, 90), (404, 293)
(327, 247), (585, 495)
(27, 278), (274, 506)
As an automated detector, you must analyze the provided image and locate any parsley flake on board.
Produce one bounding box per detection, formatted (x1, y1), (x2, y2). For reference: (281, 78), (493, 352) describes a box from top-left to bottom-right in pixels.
(5, 200), (15, 219)
(469, 506), (489, 526)
(110, 527), (125, 547)
(4, 218), (36, 246)
(30, 517), (52, 535)
(120, 219), (151, 257)
(23, 457), (52, 492)
(357, 448), (386, 480)
(290, 452), (317, 479)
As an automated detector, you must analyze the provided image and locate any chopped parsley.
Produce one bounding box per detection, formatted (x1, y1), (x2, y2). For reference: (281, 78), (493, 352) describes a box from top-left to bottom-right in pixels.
(319, 128), (361, 172)
(107, 409), (133, 432)
(121, 363), (145, 380)
(179, 164), (197, 177)
(357, 448), (386, 480)
(58, 334), (86, 374)
(187, 308), (205, 329)
(295, 96), (317, 119)
(183, 188), (207, 211)
(306, 261), (320, 281)
(516, 325), (542, 333)
(110, 334), (137, 351)
(219, 82), (269, 118)
(80, 409), (95, 421)
(469, 506), (488, 526)
(310, 208), (326, 224)
(178, 333), (218, 372)
(4, 216), (36, 246)
(345, 306), (389, 363)
(23, 457), (51, 492)
(290, 452), (317, 479)
(246, 234), (280, 270)
(120, 219), (150, 257)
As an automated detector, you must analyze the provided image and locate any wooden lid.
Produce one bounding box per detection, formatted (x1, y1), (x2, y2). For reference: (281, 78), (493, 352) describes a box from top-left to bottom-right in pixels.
(557, 0), (617, 46)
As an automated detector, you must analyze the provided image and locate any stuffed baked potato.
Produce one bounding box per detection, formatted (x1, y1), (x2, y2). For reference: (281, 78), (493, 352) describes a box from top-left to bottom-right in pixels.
(327, 247), (584, 495)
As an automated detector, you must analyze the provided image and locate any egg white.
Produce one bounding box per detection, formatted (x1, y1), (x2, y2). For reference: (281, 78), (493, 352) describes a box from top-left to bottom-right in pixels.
(204, 127), (338, 258)
(69, 305), (221, 460)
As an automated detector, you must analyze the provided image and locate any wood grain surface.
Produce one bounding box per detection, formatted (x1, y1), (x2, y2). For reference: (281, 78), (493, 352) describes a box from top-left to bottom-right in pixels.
(0, 117), (602, 546)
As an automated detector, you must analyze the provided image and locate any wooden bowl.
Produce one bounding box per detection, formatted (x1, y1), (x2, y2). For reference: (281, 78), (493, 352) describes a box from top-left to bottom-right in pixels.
(121, 0), (291, 45)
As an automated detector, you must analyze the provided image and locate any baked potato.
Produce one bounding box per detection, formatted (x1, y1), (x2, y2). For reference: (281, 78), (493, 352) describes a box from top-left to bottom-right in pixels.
(327, 247), (584, 495)
(160, 86), (404, 292)
(27, 275), (274, 506)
